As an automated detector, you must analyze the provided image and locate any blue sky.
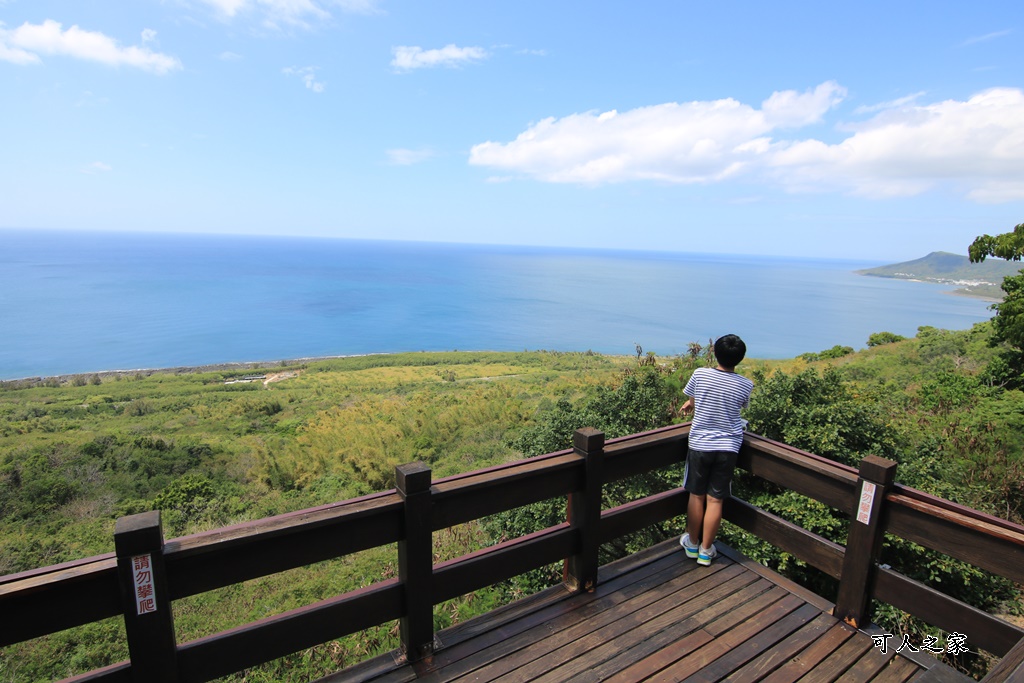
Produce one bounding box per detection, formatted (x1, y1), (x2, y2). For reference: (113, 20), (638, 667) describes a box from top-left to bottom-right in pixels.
(2, 1), (1023, 261)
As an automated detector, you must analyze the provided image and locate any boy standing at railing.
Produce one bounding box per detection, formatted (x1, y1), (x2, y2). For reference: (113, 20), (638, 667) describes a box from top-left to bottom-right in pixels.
(679, 334), (753, 566)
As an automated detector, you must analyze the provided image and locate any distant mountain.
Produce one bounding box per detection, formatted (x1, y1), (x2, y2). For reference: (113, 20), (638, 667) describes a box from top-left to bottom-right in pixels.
(856, 251), (1023, 300)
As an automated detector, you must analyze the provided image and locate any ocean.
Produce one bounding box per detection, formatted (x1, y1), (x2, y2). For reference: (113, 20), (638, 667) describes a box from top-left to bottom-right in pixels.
(0, 229), (994, 380)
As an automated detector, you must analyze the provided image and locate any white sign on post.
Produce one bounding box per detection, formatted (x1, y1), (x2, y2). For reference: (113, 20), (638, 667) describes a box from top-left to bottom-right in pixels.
(856, 481), (877, 525)
(131, 554), (158, 615)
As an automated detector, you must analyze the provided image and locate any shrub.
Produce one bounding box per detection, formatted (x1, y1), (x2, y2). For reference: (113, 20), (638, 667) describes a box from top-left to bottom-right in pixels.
(867, 331), (906, 347)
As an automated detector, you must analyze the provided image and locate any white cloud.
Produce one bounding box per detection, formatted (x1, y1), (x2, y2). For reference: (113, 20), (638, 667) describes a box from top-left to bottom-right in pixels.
(198, 0), (380, 28)
(386, 148), (434, 165)
(959, 29), (1011, 47)
(0, 20), (181, 73)
(82, 161), (112, 174)
(283, 66), (324, 92)
(470, 83), (843, 185)
(0, 40), (40, 65)
(332, 0), (381, 14)
(469, 83), (1024, 202)
(769, 87), (1024, 201)
(762, 82), (847, 127)
(853, 92), (926, 115)
(141, 28), (157, 44)
(219, 50), (243, 61)
(391, 44), (488, 71)
(200, 0), (249, 17)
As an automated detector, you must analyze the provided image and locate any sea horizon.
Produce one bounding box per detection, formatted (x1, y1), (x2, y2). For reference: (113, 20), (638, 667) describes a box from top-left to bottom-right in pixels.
(0, 229), (993, 380)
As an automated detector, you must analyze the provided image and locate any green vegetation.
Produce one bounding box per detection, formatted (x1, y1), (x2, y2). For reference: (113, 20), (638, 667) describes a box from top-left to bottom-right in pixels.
(2, 324), (1024, 679)
(867, 331), (906, 347)
(797, 344), (855, 362)
(0, 351), (630, 681)
(970, 222), (1024, 364)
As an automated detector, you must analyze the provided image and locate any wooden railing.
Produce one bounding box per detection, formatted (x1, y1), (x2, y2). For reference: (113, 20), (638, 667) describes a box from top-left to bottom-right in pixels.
(2, 424), (1023, 682)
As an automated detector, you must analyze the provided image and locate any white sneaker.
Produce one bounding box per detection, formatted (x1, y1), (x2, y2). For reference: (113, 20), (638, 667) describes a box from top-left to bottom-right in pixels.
(697, 544), (717, 566)
(680, 533), (699, 559)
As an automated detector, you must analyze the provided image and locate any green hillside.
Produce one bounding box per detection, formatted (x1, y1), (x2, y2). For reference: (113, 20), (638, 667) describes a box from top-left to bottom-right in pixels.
(2, 336), (1022, 680)
(857, 251), (1022, 299)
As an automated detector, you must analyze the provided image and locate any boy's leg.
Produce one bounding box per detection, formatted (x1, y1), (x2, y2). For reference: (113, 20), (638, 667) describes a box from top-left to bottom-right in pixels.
(702, 495), (724, 547)
(686, 492), (705, 543)
(701, 450), (737, 551)
(683, 448), (711, 547)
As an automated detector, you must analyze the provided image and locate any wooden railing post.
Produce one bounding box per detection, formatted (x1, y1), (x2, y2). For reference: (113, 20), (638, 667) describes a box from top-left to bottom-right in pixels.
(396, 461), (434, 663)
(114, 510), (178, 682)
(835, 455), (897, 628)
(565, 428), (604, 592)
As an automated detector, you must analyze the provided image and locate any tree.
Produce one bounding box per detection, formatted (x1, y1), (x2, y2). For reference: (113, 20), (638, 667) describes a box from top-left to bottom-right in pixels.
(744, 367), (901, 467)
(969, 222), (1024, 346)
(489, 363), (683, 594)
(798, 345), (854, 362)
(732, 366), (1016, 676)
(989, 273), (1024, 350)
(969, 222), (1024, 385)
(968, 222), (1024, 263)
(867, 331), (905, 347)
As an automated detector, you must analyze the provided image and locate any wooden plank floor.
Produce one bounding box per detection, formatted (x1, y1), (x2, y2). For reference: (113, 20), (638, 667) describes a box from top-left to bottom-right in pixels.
(318, 539), (972, 683)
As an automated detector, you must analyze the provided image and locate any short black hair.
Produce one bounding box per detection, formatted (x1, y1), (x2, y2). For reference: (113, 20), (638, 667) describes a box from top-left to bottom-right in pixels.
(714, 334), (746, 368)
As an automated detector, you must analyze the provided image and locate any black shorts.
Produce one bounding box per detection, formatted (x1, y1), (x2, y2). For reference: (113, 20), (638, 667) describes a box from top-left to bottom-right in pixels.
(683, 448), (737, 500)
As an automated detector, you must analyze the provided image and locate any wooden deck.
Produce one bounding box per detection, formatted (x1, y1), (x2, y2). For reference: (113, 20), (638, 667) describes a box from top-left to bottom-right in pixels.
(321, 539), (972, 683)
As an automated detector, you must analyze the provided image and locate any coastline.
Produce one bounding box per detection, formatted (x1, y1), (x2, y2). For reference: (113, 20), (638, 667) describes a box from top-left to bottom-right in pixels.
(0, 350), (642, 386)
(0, 353), (392, 385)
(856, 271), (1002, 303)
(947, 288), (1000, 303)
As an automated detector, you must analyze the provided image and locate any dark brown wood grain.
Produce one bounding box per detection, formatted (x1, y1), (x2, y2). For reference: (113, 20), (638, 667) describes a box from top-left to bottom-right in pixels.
(566, 428), (604, 592)
(598, 487), (688, 544)
(874, 567), (1024, 658)
(0, 426), (1017, 682)
(835, 456), (898, 628)
(0, 557), (120, 646)
(885, 492), (1024, 585)
(177, 580), (403, 683)
(723, 495), (845, 579)
(164, 493), (404, 599)
(978, 635), (1024, 682)
(114, 511), (178, 682)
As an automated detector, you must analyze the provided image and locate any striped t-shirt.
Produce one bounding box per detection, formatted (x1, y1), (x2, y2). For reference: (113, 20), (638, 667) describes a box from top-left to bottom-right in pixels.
(684, 367), (754, 453)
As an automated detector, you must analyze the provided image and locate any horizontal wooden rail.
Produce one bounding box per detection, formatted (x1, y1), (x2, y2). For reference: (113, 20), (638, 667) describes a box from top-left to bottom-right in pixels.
(598, 488), (688, 544)
(431, 453), (581, 529)
(874, 567), (1023, 658)
(723, 496), (846, 580)
(433, 525), (575, 604)
(0, 552), (117, 586)
(982, 635), (1024, 682)
(1, 424), (1021, 682)
(164, 493), (404, 600)
(63, 662), (131, 683)
(886, 489), (1024, 585)
(0, 556), (120, 644)
(176, 581), (403, 683)
(738, 432), (859, 514)
(602, 425), (690, 483)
